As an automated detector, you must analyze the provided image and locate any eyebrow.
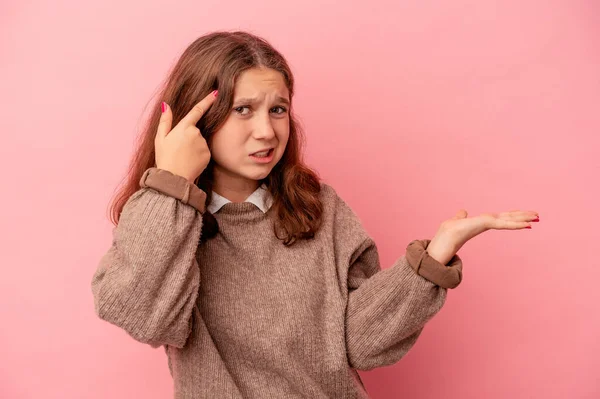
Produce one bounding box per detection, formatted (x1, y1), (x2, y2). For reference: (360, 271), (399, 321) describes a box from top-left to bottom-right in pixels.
(232, 96), (290, 106)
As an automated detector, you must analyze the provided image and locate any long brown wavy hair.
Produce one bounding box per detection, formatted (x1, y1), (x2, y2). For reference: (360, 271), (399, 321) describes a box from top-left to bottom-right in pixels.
(108, 30), (324, 246)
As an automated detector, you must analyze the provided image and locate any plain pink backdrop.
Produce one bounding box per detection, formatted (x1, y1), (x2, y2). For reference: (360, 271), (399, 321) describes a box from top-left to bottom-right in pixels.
(1, 0), (598, 398)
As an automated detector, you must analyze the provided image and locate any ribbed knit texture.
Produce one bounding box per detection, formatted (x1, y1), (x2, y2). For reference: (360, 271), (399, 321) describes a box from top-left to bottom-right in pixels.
(91, 182), (451, 398)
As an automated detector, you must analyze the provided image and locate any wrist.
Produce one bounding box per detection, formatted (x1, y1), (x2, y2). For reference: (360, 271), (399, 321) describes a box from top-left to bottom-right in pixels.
(426, 234), (457, 266)
(405, 239), (464, 289)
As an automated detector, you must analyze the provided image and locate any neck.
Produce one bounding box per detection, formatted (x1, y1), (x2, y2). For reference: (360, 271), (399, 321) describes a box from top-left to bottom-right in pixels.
(212, 166), (260, 203)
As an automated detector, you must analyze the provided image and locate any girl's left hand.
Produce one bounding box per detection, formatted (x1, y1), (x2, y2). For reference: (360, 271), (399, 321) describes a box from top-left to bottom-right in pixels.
(426, 209), (540, 266)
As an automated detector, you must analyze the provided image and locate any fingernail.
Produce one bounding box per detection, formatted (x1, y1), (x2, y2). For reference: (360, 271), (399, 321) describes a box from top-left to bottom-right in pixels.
(525, 226), (532, 229)
(532, 217), (539, 222)
(212, 90), (218, 97)
(161, 102), (166, 113)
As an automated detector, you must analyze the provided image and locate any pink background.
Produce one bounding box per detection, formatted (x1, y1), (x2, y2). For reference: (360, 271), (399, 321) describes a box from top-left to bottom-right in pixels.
(1, 0), (598, 398)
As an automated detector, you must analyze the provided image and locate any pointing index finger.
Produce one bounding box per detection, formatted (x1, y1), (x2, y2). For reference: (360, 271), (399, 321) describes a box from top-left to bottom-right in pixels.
(179, 90), (218, 127)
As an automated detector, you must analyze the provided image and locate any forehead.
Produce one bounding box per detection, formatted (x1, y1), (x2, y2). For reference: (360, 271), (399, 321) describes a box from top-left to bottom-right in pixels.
(233, 67), (289, 98)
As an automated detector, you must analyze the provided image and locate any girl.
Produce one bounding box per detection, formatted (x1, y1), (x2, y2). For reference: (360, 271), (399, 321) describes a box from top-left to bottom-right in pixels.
(91, 30), (539, 398)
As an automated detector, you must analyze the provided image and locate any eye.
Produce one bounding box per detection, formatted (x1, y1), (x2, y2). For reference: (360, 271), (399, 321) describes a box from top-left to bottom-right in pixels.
(272, 106), (287, 114)
(232, 105), (288, 116)
(234, 106), (251, 115)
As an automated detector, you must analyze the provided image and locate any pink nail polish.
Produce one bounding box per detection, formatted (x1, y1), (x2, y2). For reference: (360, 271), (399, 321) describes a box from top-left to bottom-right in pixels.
(212, 90), (218, 97)
(161, 102), (166, 113)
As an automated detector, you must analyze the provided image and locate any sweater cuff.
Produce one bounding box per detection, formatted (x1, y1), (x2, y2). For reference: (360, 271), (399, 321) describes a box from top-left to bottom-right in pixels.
(405, 239), (463, 289)
(138, 167), (207, 214)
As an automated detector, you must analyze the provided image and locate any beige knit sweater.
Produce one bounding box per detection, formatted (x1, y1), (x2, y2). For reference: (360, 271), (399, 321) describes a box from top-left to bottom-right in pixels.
(91, 167), (463, 398)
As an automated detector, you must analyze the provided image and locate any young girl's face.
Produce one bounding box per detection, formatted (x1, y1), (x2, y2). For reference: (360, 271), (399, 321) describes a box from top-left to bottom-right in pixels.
(209, 67), (290, 190)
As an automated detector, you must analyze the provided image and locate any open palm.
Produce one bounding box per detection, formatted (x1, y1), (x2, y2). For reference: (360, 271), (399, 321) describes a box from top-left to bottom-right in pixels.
(443, 209), (540, 252)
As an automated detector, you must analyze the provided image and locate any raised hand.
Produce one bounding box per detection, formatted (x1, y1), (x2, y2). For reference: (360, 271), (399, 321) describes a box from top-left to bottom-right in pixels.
(154, 90), (218, 183)
(426, 209), (540, 266)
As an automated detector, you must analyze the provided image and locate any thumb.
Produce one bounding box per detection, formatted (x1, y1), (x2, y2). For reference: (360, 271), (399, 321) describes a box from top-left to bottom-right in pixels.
(156, 101), (173, 139)
(451, 209), (468, 219)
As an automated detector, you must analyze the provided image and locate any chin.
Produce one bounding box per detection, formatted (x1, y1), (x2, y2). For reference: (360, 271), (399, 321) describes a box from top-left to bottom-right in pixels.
(248, 170), (273, 180)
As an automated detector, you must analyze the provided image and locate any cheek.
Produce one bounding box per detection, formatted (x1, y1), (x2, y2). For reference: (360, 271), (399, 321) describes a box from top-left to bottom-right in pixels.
(207, 136), (226, 164)
(275, 122), (290, 141)
(209, 136), (247, 166)
(278, 130), (290, 146)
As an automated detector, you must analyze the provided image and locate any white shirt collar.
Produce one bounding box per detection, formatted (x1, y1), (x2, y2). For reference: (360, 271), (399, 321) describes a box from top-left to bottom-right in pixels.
(207, 183), (273, 214)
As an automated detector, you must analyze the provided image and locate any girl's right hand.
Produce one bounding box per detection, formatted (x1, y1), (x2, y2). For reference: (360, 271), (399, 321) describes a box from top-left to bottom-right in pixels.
(154, 90), (218, 183)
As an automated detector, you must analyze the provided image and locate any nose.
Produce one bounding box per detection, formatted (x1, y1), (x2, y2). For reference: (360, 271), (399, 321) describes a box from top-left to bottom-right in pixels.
(252, 112), (276, 140)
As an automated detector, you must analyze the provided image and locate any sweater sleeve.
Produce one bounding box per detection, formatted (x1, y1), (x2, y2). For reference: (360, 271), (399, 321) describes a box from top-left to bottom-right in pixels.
(91, 168), (207, 349)
(333, 194), (463, 371)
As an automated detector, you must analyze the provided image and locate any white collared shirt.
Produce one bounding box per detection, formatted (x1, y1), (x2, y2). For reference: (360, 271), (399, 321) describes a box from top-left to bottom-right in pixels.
(207, 183), (274, 214)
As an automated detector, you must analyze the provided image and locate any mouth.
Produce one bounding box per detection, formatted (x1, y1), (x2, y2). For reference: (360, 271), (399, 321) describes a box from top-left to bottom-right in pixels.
(249, 148), (274, 156)
(249, 148), (275, 162)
